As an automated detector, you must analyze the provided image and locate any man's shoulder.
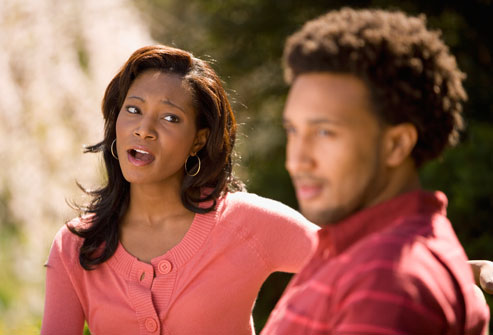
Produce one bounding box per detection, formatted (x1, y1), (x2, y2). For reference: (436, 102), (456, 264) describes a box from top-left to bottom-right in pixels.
(323, 212), (473, 306)
(349, 211), (461, 264)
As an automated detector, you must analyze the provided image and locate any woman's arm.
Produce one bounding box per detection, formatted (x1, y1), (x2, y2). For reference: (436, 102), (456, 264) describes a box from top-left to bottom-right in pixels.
(41, 228), (85, 335)
(228, 193), (319, 273)
(265, 209), (319, 273)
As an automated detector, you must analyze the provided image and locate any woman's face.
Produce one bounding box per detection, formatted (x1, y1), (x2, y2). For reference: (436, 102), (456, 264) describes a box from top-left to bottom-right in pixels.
(115, 69), (208, 186)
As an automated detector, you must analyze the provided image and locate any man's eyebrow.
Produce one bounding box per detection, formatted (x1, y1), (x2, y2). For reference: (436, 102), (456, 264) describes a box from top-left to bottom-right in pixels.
(307, 118), (341, 125)
(282, 118), (344, 125)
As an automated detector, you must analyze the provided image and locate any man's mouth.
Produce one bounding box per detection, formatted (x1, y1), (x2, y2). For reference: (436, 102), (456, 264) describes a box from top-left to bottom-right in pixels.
(127, 148), (155, 166)
(291, 176), (326, 201)
(295, 184), (324, 200)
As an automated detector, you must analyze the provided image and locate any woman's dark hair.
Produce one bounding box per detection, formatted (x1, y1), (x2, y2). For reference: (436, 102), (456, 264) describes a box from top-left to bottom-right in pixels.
(69, 45), (244, 270)
(283, 8), (467, 167)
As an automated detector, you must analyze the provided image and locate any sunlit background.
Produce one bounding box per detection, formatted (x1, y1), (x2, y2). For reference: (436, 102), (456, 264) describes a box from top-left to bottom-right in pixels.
(0, 0), (492, 333)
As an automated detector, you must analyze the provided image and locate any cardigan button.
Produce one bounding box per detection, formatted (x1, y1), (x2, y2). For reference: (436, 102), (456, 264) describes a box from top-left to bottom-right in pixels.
(145, 317), (158, 332)
(158, 260), (172, 274)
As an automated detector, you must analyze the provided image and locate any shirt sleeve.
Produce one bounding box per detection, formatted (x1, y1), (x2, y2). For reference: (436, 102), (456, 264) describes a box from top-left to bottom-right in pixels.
(224, 192), (319, 274)
(41, 226), (85, 335)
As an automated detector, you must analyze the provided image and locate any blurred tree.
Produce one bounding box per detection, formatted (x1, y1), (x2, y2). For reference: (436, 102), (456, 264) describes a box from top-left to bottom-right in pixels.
(141, 0), (493, 331)
(0, 192), (21, 318)
(0, 0), (153, 331)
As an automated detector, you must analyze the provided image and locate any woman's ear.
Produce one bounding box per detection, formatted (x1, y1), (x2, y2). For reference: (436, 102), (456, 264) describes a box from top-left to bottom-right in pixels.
(191, 128), (210, 154)
(383, 123), (418, 167)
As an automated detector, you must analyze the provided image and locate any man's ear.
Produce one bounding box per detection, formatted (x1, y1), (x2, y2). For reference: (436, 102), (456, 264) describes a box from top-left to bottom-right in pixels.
(191, 128), (210, 154)
(383, 123), (418, 167)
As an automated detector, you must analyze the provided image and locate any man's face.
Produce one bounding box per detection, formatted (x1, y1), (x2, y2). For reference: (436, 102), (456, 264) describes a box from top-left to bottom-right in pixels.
(284, 73), (389, 225)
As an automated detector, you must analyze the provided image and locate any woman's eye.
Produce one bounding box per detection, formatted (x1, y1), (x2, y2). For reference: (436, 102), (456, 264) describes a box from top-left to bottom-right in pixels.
(163, 114), (180, 123)
(126, 106), (139, 114)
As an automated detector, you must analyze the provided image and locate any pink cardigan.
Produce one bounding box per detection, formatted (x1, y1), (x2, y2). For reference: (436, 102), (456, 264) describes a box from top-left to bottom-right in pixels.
(42, 192), (318, 335)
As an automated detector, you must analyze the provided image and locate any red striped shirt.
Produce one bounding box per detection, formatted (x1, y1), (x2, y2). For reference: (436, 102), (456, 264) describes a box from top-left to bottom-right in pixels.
(262, 190), (490, 335)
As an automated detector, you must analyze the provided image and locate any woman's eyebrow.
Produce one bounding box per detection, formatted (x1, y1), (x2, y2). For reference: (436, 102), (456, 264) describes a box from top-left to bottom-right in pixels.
(126, 96), (185, 113)
(127, 95), (145, 102)
(161, 98), (185, 113)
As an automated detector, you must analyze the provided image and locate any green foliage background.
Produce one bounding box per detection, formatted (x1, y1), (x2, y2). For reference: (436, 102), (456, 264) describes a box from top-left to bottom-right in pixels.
(139, 0), (493, 331)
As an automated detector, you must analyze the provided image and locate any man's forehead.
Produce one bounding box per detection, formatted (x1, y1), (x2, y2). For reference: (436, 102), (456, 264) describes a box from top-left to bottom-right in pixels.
(291, 73), (369, 98)
(283, 73), (373, 123)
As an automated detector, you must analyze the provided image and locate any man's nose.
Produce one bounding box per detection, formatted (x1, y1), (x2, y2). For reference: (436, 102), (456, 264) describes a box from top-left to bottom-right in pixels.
(285, 134), (315, 174)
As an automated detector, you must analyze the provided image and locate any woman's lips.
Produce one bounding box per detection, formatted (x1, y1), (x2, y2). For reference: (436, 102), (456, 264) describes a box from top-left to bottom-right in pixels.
(127, 148), (155, 166)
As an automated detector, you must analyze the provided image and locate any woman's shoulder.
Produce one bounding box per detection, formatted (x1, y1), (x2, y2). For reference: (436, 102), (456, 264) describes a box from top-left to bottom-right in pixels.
(220, 191), (289, 213)
(50, 216), (90, 259)
(220, 191), (316, 229)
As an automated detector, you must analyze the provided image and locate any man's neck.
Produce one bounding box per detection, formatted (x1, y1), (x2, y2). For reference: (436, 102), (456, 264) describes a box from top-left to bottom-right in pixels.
(365, 158), (422, 212)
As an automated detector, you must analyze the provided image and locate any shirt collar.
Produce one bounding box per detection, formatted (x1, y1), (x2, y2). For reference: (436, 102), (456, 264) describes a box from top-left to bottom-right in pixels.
(317, 190), (448, 256)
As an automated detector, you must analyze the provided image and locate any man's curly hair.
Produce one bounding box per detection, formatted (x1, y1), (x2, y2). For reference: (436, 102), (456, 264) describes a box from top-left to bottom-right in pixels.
(283, 8), (466, 166)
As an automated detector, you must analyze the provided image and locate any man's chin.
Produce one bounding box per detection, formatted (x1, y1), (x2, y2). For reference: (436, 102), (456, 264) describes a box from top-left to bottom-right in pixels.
(300, 205), (349, 226)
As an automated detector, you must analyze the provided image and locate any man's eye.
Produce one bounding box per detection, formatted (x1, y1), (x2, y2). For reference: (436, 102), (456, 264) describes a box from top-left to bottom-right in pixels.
(164, 114), (180, 123)
(284, 126), (296, 135)
(126, 106), (139, 114)
(318, 129), (334, 136)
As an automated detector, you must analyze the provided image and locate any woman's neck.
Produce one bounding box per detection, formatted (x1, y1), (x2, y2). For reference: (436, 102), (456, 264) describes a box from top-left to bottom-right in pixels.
(119, 180), (196, 263)
(124, 180), (191, 227)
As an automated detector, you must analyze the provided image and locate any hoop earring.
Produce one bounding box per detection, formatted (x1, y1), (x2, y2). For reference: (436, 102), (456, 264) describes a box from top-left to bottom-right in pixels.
(185, 154), (201, 177)
(110, 139), (118, 160)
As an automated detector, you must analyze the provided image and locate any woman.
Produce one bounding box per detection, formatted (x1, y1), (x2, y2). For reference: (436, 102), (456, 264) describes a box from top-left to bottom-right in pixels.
(41, 45), (318, 335)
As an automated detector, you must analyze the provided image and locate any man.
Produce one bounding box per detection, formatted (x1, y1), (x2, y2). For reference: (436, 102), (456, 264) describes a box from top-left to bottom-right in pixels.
(262, 8), (490, 334)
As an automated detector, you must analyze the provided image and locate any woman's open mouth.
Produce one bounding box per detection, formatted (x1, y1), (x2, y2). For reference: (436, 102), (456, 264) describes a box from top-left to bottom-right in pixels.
(127, 148), (155, 166)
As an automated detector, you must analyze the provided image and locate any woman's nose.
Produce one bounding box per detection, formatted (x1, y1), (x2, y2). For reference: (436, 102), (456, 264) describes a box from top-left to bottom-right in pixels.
(134, 116), (157, 140)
